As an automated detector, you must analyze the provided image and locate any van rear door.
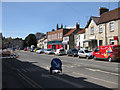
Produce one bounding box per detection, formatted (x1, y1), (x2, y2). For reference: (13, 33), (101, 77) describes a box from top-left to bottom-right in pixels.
(113, 45), (120, 59)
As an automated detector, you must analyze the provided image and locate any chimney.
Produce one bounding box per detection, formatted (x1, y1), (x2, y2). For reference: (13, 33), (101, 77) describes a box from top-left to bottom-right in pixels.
(57, 24), (59, 30)
(61, 24), (63, 29)
(52, 29), (55, 31)
(76, 22), (79, 29)
(99, 7), (109, 16)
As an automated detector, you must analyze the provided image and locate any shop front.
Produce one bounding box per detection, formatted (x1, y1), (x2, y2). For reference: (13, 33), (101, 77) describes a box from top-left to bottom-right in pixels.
(47, 41), (63, 51)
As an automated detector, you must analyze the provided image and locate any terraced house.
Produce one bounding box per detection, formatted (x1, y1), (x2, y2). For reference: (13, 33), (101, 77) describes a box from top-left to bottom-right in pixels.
(85, 7), (120, 50)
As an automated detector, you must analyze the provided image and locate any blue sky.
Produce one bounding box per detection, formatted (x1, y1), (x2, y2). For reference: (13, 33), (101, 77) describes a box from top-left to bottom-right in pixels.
(2, 2), (118, 39)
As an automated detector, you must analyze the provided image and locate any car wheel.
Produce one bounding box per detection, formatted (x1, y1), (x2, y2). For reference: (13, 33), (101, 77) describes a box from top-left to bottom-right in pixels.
(86, 56), (89, 59)
(50, 67), (53, 74)
(93, 56), (96, 60)
(108, 57), (112, 62)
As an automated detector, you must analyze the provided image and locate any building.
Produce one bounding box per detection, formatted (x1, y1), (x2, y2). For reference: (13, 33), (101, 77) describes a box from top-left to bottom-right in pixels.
(0, 33), (2, 49)
(37, 35), (47, 49)
(85, 7), (120, 50)
(12, 38), (23, 49)
(74, 28), (85, 50)
(35, 32), (46, 40)
(63, 23), (81, 51)
(47, 24), (71, 50)
(43, 38), (47, 49)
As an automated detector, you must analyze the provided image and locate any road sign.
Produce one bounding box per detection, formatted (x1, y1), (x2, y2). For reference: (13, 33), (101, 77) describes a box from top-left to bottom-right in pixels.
(51, 58), (62, 70)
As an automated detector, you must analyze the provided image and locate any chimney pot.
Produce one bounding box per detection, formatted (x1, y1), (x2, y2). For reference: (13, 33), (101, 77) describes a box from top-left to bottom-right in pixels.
(76, 22), (80, 29)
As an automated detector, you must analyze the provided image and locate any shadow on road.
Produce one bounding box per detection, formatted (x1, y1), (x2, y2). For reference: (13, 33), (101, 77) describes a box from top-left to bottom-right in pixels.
(2, 58), (112, 90)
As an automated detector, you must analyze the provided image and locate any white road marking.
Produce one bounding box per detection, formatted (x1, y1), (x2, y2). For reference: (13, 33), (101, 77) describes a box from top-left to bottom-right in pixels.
(72, 72), (119, 85)
(50, 75), (85, 88)
(85, 68), (119, 76)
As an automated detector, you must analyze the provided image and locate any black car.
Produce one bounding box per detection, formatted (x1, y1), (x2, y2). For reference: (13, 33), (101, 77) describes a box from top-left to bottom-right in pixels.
(67, 49), (78, 57)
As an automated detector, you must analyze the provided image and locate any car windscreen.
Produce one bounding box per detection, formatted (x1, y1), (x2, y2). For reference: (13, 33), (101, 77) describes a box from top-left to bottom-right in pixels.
(72, 49), (78, 52)
(60, 49), (65, 51)
(84, 50), (92, 53)
(47, 49), (52, 51)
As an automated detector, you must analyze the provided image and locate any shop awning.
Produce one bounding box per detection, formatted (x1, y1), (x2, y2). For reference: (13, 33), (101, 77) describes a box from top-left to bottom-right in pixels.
(47, 41), (62, 45)
(62, 41), (69, 45)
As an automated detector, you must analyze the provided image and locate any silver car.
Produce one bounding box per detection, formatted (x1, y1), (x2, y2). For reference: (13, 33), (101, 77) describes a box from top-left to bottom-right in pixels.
(54, 49), (66, 56)
(44, 49), (54, 54)
(78, 49), (93, 59)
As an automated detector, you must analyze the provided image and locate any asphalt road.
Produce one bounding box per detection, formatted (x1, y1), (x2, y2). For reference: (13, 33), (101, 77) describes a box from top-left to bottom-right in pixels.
(2, 50), (120, 89)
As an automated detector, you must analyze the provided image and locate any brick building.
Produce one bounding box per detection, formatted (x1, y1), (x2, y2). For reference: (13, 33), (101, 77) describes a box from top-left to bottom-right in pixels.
(47, 24), (71, 50)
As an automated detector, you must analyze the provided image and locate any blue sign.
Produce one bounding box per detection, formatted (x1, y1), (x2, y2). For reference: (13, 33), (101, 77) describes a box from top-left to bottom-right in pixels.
(51, 58), (62, 70)
(12, 48), (15, 51)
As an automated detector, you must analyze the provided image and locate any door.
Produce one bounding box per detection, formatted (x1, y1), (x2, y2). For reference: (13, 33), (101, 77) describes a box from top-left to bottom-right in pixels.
(79, 50), (85, 57)
(94, 46), (101, 58)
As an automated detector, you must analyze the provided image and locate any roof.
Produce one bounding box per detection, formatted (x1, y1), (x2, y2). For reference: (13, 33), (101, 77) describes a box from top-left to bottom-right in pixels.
(64, 28), (76, 37)
(99, 7), (120, 24)
(76, 28), (85, 35)
(86, 7), (120, 28)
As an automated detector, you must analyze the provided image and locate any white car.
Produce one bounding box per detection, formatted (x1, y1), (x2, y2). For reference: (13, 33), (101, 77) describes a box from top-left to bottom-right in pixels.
(44, 49), (54, 54)
(55, 49), (66, 56)
(78, 49), (93, 59)
(36, 49), (44, 54)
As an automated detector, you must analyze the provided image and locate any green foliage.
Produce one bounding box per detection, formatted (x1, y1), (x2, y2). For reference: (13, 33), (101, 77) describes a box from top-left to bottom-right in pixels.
(24, 34), (37, 47)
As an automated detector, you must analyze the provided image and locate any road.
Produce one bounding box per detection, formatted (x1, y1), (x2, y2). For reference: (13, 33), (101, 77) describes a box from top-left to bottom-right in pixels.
(2, 50), (120, 89)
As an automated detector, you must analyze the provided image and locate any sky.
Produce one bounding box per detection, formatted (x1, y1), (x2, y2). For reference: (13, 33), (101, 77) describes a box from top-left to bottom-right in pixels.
(2, 2), (119, 39)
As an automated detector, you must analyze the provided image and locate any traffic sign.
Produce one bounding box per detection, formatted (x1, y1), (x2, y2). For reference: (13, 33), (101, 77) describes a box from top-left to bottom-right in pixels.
(51, 58), (62, 70)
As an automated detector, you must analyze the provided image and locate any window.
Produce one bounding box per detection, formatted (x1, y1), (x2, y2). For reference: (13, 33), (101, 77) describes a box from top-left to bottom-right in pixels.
(58, 33), (59, 39)
(91, 27), (94, 34)
(95, 47), (100, 52)
(48, 35), (51, 41)
(110, 22), (114, 31)
(60, 32), (62, 38)
(99, 40), (102, 46)
(55, 34), (57, 39)
(65, 37), (67, 41)
(99, 25), (102, 32)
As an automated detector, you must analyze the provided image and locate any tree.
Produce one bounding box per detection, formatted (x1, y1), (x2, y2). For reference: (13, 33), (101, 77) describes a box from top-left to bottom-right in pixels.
(25, 34), (37, 47)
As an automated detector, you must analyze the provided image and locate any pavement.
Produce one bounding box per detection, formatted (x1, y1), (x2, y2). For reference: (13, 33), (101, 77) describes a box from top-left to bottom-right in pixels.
(2, 50), (120, 89)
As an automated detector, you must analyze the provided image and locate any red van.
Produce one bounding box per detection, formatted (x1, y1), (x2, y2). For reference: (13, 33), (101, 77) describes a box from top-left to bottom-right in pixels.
(92, 45), (120, 62)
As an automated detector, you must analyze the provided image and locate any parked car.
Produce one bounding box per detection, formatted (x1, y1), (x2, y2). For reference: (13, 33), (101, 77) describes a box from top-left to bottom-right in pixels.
(92, 44), (120, 62)
(36, 49), (44, 54)
(67, 49), (78, 56)
(24, 48), (27, 51)
(78, 49), (93, 59)
(30, 47), (35, 52)
(44, 48), (54, 54)
(54, 49), (66, 56)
